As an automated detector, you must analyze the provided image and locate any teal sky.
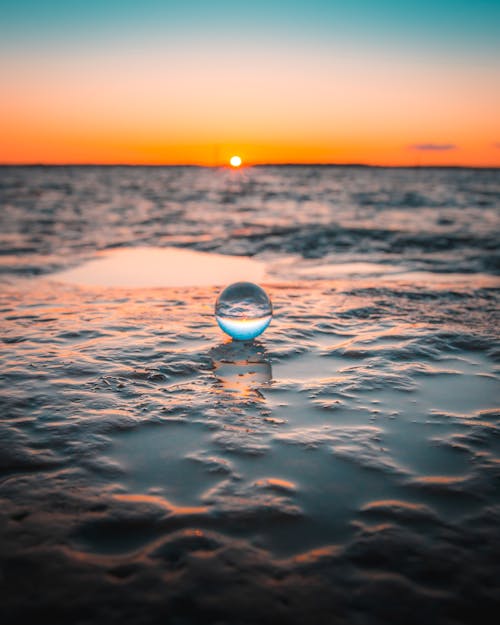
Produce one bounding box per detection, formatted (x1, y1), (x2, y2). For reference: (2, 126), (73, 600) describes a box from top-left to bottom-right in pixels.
(1, 0), (500, 58)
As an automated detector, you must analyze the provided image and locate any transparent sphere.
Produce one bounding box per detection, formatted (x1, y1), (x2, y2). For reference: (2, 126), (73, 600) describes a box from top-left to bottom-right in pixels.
(215, 281), (273, 341)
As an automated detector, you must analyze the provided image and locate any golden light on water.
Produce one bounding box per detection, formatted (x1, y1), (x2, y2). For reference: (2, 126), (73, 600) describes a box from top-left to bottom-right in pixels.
(230, 155), (242, 167)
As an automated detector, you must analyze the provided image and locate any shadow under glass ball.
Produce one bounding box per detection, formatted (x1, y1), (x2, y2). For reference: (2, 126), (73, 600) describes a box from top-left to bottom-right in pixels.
(215, 281), (273, 341)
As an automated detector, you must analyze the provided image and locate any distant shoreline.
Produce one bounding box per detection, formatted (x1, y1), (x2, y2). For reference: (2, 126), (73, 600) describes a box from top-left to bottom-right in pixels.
(1, 163), (499, 170)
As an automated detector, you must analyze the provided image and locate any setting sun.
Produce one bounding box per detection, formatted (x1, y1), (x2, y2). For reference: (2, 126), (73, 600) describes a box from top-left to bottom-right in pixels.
(230, 155), (242, 168)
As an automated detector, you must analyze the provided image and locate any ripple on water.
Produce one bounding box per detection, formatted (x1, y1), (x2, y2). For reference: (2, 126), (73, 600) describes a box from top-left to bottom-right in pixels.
(0, 262), (499, 623)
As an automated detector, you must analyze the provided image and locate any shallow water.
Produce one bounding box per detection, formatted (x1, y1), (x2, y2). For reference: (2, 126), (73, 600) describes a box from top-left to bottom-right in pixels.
(53, 246), (266, 287)
(0, 166), (499, 624)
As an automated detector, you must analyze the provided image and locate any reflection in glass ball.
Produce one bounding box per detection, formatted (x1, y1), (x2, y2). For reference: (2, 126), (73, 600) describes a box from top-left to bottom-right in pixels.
(215, 281), (273, 341)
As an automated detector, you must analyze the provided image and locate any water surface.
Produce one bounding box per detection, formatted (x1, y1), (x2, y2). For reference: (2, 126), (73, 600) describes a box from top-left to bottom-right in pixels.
(0, 166), (499, 625)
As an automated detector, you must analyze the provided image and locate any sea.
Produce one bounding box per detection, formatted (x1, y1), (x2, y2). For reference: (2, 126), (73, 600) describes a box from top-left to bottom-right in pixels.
(0, 165), (499, 624)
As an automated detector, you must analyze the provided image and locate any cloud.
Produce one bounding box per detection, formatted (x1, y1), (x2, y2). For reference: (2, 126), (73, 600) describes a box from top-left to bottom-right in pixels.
(410, 143), (457, 151)
(493, 142), (500, 149)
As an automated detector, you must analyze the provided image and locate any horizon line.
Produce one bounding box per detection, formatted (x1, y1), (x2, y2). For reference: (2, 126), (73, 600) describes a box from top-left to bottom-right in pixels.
(1, 162), (499, 170)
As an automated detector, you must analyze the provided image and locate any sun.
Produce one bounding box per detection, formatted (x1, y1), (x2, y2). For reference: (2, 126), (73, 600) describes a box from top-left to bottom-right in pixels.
(229, 155), (242, 168)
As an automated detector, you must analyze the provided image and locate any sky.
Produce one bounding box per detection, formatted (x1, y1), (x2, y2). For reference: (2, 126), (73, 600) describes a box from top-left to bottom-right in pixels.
(1, 0), (499, 166)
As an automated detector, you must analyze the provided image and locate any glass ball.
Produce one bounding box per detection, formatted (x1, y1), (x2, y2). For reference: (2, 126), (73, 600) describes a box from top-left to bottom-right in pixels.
(215, 281), (272, 341)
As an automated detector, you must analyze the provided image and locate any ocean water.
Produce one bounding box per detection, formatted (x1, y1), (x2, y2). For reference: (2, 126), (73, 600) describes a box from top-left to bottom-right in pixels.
(0, 165), (499, 624)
